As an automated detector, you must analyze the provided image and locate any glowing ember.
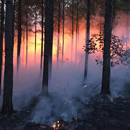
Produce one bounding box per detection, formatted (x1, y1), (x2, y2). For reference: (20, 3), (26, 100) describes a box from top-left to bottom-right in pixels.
(75, 117), (78, 122)
(52, 121), (61, 130)
(53, 124), (56, 128)
(64, 102), (66, 104)
(53, 124), (56, 130)
(116, 96), (119, 98)
(51, 120), (66, 130)
(40, 125), (46, 129)
(83, 85), (87, 88)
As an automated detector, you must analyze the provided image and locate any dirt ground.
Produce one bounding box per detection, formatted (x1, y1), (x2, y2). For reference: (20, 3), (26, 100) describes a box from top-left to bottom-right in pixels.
(1, 85), (130, 130)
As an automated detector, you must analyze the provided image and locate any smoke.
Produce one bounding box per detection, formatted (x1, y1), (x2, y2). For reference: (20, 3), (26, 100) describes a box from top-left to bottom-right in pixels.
(1, 14), (130, 126)
(31, 52), (130, 125)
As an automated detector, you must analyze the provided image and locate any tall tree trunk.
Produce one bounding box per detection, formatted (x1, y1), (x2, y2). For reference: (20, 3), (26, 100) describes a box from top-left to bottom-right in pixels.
(99, 8), (102, 33)
(57, 0), (60, 66)
(48, 0), (53, 80)
(1, 0), (14, 115)
(126, 10), (129, 50)
(71, 0), (74, 62)
(101, 0), (112, 94)
(0, 0), (4, 95)
(35, 1), (37, 54)
(111, 0), (116, 62)
(17, 0), (22, 71)
(40, 0), (44, 75)
(62, 0), (65, 63)
(26, 9), (28, 68)
(42, 0), (53, 95)
(84, 0), (91, 80)
(41, 0), (44, 56)
(18, 0), (22, 56)
(75, 0), (79, 64)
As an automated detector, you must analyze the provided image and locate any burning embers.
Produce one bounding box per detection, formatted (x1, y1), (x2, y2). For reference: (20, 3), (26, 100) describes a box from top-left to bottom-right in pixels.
(40, 119), (78, 130)
(40, 125), (47, 129)
(52, 120), (65, 130)
(83, 84), (87, 88)
(39, 120), (66, 130)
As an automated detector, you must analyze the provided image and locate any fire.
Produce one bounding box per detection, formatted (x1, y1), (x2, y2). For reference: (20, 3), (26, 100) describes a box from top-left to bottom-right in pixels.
(53, 124), (56, 130)
(53, 124), (56, 128)
(52, 121), (60, 130)
(58, 124), (60, 127)
(83, 85), (87, 88)
(52, 120), (66, 130)
(40, 120), (66, 130)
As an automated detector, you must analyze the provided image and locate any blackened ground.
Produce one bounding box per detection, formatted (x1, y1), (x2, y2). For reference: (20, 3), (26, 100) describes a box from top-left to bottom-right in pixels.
(1, 84), (130, 130)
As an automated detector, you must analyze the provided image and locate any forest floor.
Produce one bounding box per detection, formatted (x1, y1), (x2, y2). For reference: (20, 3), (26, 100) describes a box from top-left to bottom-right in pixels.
(1, 84), (130, 130)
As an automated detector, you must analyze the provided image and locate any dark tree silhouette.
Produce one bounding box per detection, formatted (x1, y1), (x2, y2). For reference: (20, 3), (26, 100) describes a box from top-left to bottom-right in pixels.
(12, 0), (16, 48)
(17, 0), (22, 71)
(1, 0), (14, 115)
(25, 6), (28, 68)
(40, 0), (44, 73)
(126, 10), (129, 50)
(39, 0), (44, 76)
(57, 0), (61, 66)
(101, 0), (112, 94)
(0, 0), (4, 95)
(62, 0), (65, 62)
(84, 0), (91, 80)
(71, 0), (74, 61)
(42, 0), (53, 95)
(35, 0), (37, 53)
(75, 0), (79, 64)
(18, 0), (22, 56)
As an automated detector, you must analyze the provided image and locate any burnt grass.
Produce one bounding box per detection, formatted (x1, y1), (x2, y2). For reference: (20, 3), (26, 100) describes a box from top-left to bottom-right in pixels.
(1, 84), (130, 130)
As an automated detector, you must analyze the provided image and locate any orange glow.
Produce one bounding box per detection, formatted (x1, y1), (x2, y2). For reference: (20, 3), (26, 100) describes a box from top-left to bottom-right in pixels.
(11, 14), (130, 69)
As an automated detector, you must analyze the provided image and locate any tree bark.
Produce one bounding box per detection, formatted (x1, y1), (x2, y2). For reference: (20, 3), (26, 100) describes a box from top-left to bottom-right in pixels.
(1, 0), (14, 115)
(12, 0), (15, 48)
(84, 0), (90, 80)
(101, 0), (112, 94)
(75, 0), (79, 64)
(62, 0), (65, 63)
(18, 0), (22, 56)
(71, 0), (74, 61)
(126, 10), (129, 50)
(26, 9), (28, 68)
(35, 1), (37, 53)
(57, 0), (60, 66)
(41, 0), (44, 56)
(42, 0), (53, 95)
(0, 0), (4, 95)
